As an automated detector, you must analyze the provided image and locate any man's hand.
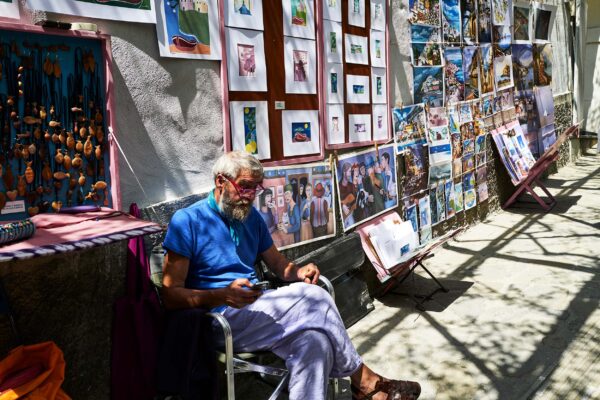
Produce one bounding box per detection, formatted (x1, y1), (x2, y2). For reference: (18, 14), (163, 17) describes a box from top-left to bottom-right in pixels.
(221, 278), (261, 308)
(296, 263), (320, 284)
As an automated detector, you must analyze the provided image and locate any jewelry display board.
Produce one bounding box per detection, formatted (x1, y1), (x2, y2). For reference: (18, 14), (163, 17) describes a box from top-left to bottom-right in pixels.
(323, 0), (391, 149)
(223, 0), (325, 166)
(0, 23), (118, 221)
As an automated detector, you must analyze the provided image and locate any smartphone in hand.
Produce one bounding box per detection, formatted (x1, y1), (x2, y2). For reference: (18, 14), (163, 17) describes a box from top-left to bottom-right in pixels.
(251, 281), (271, 291)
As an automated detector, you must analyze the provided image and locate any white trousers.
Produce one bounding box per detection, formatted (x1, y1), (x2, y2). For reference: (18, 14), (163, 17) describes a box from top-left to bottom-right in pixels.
(213, 282), (363, 400)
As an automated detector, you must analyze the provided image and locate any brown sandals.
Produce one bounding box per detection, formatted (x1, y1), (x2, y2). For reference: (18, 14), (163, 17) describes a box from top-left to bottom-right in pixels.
(351, 378), (422, 400)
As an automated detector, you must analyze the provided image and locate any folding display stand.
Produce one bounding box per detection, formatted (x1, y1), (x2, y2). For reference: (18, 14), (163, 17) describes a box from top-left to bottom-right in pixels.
(502, 125), (579, 212)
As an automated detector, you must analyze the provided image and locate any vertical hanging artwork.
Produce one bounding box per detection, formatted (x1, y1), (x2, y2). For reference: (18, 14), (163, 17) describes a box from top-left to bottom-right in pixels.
(0, 0), (20, 19)
(326, 105), (345, 144)
(282, 0), (316, 39)
(370, 30), (387, 68)
(477, 0), (493, 43)
(442, 0), (461, 44)
(281, 110), (320, 157)
(409, 0), (441, 27)
(411, 42), (443, 67)
(230, 101), (270, 159)
(461, 0), (478, 45)
(393, 104), (427, 153)
(226, 27), (268, 91)
(322, 0), (342, 22)
(444, 47), (464, 104)
(493, 55), (514, 91)
(348, 0), (366, 28)
(479, 44), (494, 95)
(418, 195), (432, 243)
(371, 0), (387, 31)
(371, 68), (387, 104)
(512, 44), (533, 91)
(156, 0), (221, 59)
(25, 0), (155, 23)
(491, 0), (511, 26)
(372, 104), (389, 141)
(463, 46), (480, 100)
(533, 2), (556, 43)
(512, 2), (531, 43)
(284, 37), (317, 94)
(326, 63), (344, 103)
(323, 20), (343, 64)
(533, 43), (552, 86)
(224, 0), (265, 30)
(344, 34), (369, 65)
(256, 162), (336, 250)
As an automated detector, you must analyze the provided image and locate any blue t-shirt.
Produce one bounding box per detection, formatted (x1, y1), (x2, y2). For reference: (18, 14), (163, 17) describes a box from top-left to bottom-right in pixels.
(163, 194), (274, 290)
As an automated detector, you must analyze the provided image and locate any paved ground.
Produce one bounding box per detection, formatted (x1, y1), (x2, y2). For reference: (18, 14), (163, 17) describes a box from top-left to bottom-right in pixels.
(239, 148), (599, 400)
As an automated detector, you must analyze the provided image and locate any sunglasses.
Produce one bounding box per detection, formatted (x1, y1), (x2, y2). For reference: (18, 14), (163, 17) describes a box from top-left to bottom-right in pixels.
(220, 174), (264, 197)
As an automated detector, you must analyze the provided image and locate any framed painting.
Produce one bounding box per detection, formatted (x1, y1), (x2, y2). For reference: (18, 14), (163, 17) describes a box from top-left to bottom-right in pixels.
(230, 101), (270, 160)
(281, 110), (320, 157)
(344, 34), (369, 65)
(323, 20), (343, 64)
(371, 68), (387, 104)
(348, 0), (366, 28)
(322, 0), (341, 22)
(282, 0), (315, 39)
(370, 30), (386, 68)
(346, 74), (370, 104)
(284, 36), (317, 94)
(326, 104), (346, 145)
(226, 27), (267, 91)
(26, 0), (155, 23)
(372, 104), (389, 141)
(326, 63), (344, 103)
(370, 0), (386, 31)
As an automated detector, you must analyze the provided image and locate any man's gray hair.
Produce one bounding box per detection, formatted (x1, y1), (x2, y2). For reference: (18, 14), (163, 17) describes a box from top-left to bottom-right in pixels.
(212, 151), (264, 180)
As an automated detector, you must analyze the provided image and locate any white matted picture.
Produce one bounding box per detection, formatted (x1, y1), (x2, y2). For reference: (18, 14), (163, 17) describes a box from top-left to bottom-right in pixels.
(346, 74), (370, 104)
(0, 0), (19, 19)
(327, 104), (346, 145)
(26, 0), (155, 23)
(348, 114), (372, 143)
(282, 110), (321, 156)
(348, 0), (366, 28)
(224, 0), (264, 30)
(230, 101), (270, 160)
(282, 0), (315, 39)
(533, 3), (557, 43)
(323, 20), (343, 64)
(371, 0), (386, 31)
(226, 27), (267, 91)
(326, 63), (344, 104)
(370, 30), (386, 68)
(371, 68), (387, 104)
(372, 105), (389, 141)
(345, 34), (369, 65)
(156, 0), (222, 60)
(284, 37), (317, 94)
(322, 0), (342, 21)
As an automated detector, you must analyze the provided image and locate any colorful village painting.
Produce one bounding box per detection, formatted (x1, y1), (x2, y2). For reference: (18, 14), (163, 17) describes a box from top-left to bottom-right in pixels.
(409, 0), (441, 27)
(165, 0), (213, 55)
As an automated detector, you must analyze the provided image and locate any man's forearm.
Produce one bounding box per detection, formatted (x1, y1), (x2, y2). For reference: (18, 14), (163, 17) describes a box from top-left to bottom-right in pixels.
(161, 286), (226, 310)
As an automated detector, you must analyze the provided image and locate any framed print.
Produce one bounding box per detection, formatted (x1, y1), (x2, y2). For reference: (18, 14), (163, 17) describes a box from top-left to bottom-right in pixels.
(26, 0), (155, 23)
(348, 114), (372, 143)
(326, 104), (346, 145)
(533, 3), (556, 43)
(371, 68), (387, 104)
(156, 0), (222, 60)
(371, 0), (386, 31)
(326, 63), (344, 103)
(513, 2), (532, 43)
(256, 162), (336, 250)
(230, 101), (271, 160)
(284, 37), (317, 94)
(282, 0), (315, 39)
(226, 27), (267, 91)
(348, 0), (366, 28)
(370, 30), (386, 68)
(336, 144), (398, 231)
(282, 110), (320, 156)
(372, 104), (389, 141)
(323, 20), (343, 64)
(345, 34), (369, 65)
(0, 0), (20, 19)
(322, 0), (342, 22)
(346, 74), (370, 104)
(224, 0), (264, 30)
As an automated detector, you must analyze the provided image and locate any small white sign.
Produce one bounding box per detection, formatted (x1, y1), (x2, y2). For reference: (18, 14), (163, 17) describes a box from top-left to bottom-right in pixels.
(1, 200), (26, 215)
(275, 101), (286, 110)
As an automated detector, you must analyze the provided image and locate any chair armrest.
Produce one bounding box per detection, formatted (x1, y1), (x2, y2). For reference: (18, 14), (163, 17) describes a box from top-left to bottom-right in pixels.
(318, 275), (335, 301)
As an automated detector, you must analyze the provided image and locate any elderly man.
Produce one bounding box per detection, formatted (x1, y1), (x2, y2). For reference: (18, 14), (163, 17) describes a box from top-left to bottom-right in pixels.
(162, 151), (421, 400)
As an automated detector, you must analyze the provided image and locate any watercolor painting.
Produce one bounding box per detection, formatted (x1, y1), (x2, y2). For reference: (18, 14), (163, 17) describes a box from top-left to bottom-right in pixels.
(512, 44), (534, 91)
(225, 0), (264, 29)
(393, 104), (427, 153)
(477, 0), (492, 43)
(493, 55), (514, 90)
(238, 44), (256, 76)
(492, 0), (511, 26)
(226, 28), (267, 91)
(479, 44), (495, 95)
(533, 43), (553, 87)
(257, 162), (336, 250)
(230, 101), (270, 159)
(411, 43), (443, 67)
(411, 25), (441, 43)
(442, 0), (461, 44)
(463, 46), (480, 100)
(413, 66), (444, 107)
(409, 0), (441, 27)
(461, 0), (478, 45)
(326, 104), (345, 145)
(534, 4), (556, 42)
(283, 0), (315, 39)
(282, 110), (320, 156)
(284, 37), (317, 94)
(26, 0), (155, 22)
(513, 2), (531, 42)
(156, 0), (221, 59)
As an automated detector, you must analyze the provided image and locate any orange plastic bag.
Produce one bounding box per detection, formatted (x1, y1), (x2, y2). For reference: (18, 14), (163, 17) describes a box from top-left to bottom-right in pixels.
(0, 341), (70, 400)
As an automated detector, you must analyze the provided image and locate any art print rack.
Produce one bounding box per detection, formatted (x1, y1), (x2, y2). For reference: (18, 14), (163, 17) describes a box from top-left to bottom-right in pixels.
(323, 0), (392, 150)
(222, 0), (325, 166)
(0, 22), (119, 221)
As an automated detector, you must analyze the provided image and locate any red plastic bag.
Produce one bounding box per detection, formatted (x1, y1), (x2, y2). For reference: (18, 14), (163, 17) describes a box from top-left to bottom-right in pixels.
(0, 341), (70, 400)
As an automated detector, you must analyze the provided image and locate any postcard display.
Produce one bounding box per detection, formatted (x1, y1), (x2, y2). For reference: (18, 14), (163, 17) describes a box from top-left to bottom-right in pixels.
(397, 0), (558, 245)
(224, 0), (322, 163)
(0, 26), (114, 221)
(323, 0), (391, 149)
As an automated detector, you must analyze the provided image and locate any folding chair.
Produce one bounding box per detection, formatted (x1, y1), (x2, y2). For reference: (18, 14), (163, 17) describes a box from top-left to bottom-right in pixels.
(150, 247), (339, 400)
